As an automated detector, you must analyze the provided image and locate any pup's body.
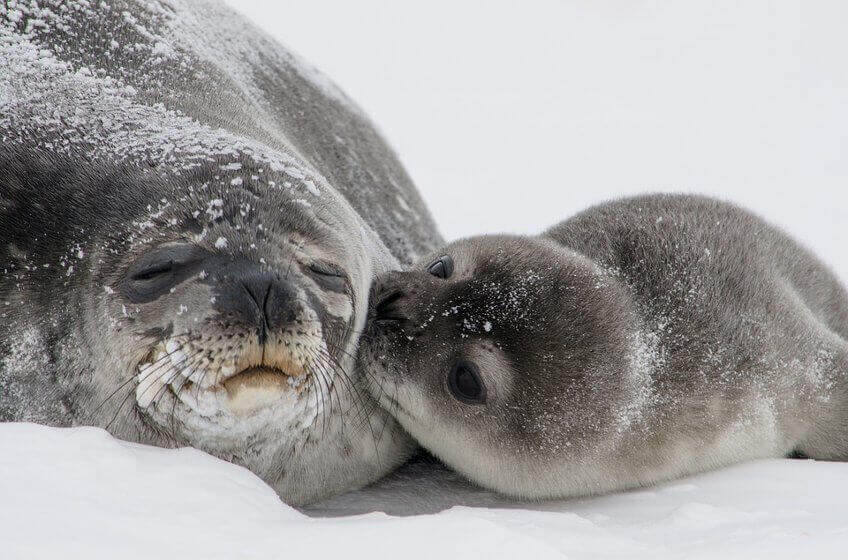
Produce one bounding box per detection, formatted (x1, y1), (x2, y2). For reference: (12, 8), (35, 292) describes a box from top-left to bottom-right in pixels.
(360, 194), (848, 499)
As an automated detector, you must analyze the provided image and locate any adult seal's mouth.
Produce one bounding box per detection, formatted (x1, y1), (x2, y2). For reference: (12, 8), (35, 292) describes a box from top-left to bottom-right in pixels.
(221, 367), (304, 415)
(135, 336), (313, 417)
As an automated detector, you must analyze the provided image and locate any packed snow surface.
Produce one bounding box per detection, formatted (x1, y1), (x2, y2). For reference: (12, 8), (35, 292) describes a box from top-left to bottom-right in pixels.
(1, 423), (845, 559)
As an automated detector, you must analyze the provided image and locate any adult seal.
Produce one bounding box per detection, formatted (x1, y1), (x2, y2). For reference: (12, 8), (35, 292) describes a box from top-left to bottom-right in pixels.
(361, 194), (848, 499)
(0, 0), (442, 505)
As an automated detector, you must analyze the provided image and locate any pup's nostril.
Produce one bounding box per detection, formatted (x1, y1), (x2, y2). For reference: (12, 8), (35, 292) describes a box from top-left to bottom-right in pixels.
(374, 289), (407, 323)
(376, 289), (403, 310)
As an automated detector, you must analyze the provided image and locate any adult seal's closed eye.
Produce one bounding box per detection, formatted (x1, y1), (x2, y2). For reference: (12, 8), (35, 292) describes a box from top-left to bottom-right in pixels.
(0, 0), (441, 505)
(361, 194), (848, 500)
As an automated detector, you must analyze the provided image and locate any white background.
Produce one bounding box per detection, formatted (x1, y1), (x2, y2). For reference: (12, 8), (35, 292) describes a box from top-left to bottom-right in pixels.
(228, 0), (847, 279)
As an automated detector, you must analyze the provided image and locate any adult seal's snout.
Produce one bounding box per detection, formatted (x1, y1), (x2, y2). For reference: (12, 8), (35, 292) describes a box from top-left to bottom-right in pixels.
(212, 262), (299, 339)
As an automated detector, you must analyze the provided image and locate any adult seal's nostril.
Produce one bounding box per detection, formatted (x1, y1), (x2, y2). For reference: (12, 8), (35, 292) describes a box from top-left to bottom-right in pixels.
(264, 278), (300, 332)
(239, 276), (272, 345)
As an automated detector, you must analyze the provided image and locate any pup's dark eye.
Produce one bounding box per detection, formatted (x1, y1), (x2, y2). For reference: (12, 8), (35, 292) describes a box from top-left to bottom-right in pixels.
(427, 255), (453, 279)
(307, 261), (348, 293)
(448, 360), (486, 405)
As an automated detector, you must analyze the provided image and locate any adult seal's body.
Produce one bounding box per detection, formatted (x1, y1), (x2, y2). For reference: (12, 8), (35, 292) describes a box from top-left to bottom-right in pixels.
(0, 1), (441, 505)
(362, 194), (848, 499)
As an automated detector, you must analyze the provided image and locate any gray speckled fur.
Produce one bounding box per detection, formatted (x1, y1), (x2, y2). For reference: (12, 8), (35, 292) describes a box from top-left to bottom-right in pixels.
(0, 0), (441, 505)
(362, 194), (848, 500)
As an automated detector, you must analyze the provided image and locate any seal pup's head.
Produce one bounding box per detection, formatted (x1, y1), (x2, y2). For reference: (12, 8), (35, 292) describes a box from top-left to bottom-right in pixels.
(0, 150), (413, 506)
(360, 235), (645, 499)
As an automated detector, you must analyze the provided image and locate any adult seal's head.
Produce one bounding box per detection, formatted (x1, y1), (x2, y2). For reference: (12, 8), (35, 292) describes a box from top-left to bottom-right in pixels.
(0, 0), (441, 505)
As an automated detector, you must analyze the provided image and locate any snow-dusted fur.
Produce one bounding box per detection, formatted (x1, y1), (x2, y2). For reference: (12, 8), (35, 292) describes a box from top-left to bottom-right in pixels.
(361, 194), (848, 499)
(0, 0), (441, 505)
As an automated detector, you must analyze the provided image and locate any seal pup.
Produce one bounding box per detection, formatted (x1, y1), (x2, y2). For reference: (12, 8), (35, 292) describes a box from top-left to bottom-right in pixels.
(0, 0), (441, 505)
(360, 194), (848, 499)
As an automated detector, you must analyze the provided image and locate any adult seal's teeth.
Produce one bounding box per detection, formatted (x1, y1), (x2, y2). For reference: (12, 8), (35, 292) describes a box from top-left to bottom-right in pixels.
(165, 340), (181, 354)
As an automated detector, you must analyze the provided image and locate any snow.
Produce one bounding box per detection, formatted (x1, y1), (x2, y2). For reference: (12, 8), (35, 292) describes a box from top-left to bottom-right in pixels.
(1, 422), (845, 559)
